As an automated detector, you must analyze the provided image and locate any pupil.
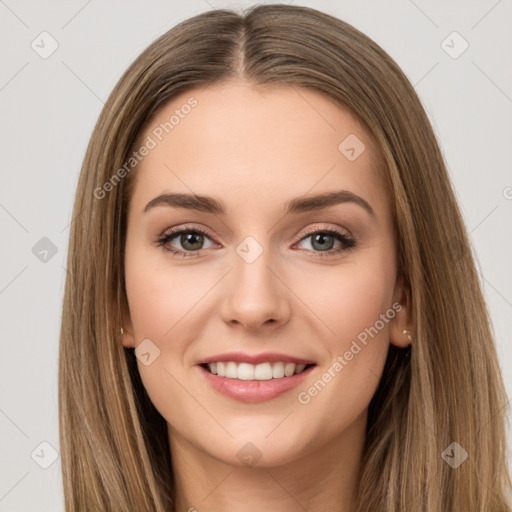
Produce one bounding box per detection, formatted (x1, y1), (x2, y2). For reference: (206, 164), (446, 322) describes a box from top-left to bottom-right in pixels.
(312, 233), (333, 251)
(182, 233), (203, 250)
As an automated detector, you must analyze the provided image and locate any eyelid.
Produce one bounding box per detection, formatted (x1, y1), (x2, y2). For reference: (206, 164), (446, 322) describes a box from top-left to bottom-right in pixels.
(297, 223), (352, 240)
(159, 223), (214, 239)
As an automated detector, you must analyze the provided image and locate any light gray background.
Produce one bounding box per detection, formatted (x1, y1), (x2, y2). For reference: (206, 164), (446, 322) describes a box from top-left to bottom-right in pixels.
(1, 1), (511, 510)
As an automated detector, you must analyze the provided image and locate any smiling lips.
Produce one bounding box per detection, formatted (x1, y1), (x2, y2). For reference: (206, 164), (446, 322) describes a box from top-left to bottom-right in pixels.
(197, 352), (317, 402)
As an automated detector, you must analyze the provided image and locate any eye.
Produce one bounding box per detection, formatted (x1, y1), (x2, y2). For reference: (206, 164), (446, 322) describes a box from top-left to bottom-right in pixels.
(156, 224), (356, 259)
(157, 225), (216, 258)
(294, 227), (355, 258)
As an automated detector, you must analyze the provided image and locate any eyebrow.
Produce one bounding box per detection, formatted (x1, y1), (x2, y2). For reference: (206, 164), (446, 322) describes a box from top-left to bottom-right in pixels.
(143, 190), (376, 218)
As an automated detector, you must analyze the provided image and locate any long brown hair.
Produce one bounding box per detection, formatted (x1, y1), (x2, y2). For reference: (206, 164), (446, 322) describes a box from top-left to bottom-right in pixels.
(59, 4), (511, 510)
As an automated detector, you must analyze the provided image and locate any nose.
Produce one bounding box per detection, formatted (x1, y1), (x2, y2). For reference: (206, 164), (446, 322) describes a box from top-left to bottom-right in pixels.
(220, 244), (291, 332)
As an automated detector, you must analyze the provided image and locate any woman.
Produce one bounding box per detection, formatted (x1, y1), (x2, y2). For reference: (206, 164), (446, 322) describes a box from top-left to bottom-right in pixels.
(58, 4), (511, 511)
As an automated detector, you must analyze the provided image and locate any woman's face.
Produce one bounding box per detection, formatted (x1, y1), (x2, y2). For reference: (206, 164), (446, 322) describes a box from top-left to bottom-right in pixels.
(122, 80), (409, 468)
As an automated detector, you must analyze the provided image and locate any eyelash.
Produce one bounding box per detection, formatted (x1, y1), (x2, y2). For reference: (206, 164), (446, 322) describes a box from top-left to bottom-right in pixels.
(156, 224), (356, 259)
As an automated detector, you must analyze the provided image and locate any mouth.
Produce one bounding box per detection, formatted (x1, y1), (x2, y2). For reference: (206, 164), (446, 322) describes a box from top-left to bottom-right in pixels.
(197, 357), (317, 402)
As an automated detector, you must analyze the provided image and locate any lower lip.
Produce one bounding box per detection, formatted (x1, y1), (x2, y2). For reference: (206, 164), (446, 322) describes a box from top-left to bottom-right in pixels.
(198, 364), (315, 402)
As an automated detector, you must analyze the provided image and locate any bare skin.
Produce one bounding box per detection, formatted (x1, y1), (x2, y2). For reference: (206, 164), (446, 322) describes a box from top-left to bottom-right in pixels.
(121, 80), (411, 512)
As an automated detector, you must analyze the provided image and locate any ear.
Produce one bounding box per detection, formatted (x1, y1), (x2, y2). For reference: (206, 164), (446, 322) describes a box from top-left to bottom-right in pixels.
(389, 274), (413, 348)
(120, 297), (136, 349)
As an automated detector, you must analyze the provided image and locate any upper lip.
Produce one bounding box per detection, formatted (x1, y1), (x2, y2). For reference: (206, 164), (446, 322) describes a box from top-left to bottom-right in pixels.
(197, 352), (316, 366)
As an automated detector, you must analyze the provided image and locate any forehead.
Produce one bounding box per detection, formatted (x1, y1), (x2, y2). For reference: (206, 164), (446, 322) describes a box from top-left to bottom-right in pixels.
(129, 81), (389, 216)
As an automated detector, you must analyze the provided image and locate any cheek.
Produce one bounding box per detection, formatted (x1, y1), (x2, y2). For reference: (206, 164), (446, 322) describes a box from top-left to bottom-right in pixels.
(292, 258), (396, 346)
(124, 242), (208, 341)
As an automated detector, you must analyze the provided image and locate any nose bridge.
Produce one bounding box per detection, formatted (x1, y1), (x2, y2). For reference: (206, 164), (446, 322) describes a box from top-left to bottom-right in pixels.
(221, 234), (289, 329)
(235, 237), (275, 291)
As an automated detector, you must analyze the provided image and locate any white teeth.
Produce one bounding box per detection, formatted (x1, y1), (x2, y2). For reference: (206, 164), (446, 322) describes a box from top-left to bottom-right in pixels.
(206, 361), (310, 380)
(284, 363), (295, 377)
(254, 362), (273, 380)
(216, 362), (225, 376)
(237, 363), (254, 380)
(225, 361), (238, 378)
(272, 362), (285, 378)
